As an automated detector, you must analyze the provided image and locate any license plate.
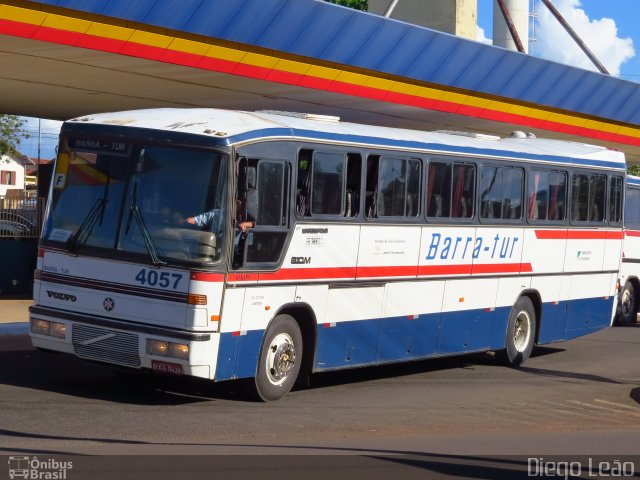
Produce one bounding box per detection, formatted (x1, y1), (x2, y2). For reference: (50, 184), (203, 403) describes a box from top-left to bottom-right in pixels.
(151, 360), (183, 375)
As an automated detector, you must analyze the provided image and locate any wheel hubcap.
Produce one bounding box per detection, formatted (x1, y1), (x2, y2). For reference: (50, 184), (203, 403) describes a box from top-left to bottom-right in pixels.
(513, 311), (532, 352)
(265, 333), (296, 385)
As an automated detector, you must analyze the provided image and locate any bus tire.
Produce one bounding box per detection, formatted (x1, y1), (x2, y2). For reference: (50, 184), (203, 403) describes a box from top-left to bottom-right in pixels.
(500, 296), (536, 367)
(617, 282), (638, 326)
(254, 314), (302, 402)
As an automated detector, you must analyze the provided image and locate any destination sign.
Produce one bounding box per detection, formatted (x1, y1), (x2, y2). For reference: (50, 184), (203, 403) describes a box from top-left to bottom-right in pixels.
(70, 138), (131, 155)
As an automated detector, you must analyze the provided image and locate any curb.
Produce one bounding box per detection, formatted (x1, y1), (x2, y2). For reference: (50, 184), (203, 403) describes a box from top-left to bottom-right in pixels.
(0, 322), (29, 336)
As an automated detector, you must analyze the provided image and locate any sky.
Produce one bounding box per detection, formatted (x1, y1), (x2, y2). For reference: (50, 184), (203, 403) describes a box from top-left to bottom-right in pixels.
(477, 0), (639, 79)
(16, 0), (640, 161)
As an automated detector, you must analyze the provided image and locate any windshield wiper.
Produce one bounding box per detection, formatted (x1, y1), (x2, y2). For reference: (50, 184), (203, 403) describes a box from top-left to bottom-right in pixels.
(67, 163), (112, 252)
(124, 149), (166, 266)
(127, 202), (166, 266)
(67, 198), (106, 252)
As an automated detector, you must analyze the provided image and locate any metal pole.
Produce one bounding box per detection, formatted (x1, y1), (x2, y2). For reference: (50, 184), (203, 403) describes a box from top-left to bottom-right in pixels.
(495, 0), (526, 53)
(540, 0), (609, 75)
(383, 0), (399, 17)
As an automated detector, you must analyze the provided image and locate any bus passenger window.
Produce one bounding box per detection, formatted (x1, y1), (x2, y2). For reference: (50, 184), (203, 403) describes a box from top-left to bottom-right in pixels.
(528, 171), (548, 221)
(296, 149), (313, 216)
(609, 176), (623, 224)
(311, 152), (344, 215)
(503, 168), (523, 219)
(548, 172), (566, 221)
(480, 166), (503, 219)
(571, 174), (589, 221)
(452, 164), (474, 219)
(377, 157), (421, 218)
(571, 173), (606, 223)
(365, 155), (379, 218)
(345, 153), (362, 218)
(589, 175), (606, 222)
(625, 187), (640, 229)
(481, 166), (522, 221)
(427, 163), (451, 218)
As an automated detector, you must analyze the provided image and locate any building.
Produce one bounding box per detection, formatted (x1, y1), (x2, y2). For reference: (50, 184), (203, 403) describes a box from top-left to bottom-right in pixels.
(0, 154), (26, 198)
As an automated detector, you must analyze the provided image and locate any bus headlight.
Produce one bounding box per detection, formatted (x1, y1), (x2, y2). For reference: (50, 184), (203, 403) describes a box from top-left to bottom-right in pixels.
(31, 319), (50, 335)
(30, 319), (66, 338)
(146, 339), (189, 360)
(50, 322), (67, 339)
(170, 343), (190, 360)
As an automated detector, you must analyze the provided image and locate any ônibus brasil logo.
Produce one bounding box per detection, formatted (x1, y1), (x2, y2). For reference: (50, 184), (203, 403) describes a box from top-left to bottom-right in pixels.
(8, 456), (73, 479)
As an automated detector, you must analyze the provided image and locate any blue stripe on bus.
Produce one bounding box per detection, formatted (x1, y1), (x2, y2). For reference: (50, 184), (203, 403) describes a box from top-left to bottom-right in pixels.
(215, 296), (613, 380)
(227, 128), (626, 170)
(215, 331), (263, 381)
(626, 177), (640, 187)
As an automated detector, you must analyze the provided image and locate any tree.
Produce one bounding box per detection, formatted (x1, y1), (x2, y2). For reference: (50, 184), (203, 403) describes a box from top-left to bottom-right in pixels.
(0, 114), (27, 157)
(629, 164), (640, 177)
(325, 0), (368, 11)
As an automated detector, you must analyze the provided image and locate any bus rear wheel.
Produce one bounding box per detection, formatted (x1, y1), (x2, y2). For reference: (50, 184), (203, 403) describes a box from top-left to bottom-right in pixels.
(617, 282), (638, 326)
(500, 296), (536, 367)
(254, 314), (302, 402)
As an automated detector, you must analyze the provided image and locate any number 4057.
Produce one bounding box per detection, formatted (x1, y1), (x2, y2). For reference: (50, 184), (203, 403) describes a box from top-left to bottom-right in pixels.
(135, 269), (183, 289)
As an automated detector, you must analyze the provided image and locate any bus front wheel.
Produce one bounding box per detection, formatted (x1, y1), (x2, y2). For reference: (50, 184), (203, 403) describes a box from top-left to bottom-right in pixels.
(254, 314), (303, 402)
(617, 282), (638, 326)
(500, 296), (536, 367)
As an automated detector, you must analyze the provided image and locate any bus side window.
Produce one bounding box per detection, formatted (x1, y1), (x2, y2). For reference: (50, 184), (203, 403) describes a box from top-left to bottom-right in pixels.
(589, 175), (606, 222)
(625, 187), (640, 229)
(427, 162), (451, 218)
(548, 171), (567, 221)
(609, 176), (623, 224)
(452, 164), (475, 219)
(345, 153), (362, 218)
(365, 155), (380, 218)
(528, 171), (549, 221)
(296, 149), (313, 216)
(480, 166), (503, 219)
(480, 166), (523, 221)
(571, 174), (589, 221)
(376, 156), (421, 218)
(571, 173), (606, 223)
(311, 151), (344, 215)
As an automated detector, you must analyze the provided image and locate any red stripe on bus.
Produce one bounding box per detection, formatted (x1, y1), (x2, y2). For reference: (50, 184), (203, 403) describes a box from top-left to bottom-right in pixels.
(417, 265), (473, 276)
(625, 230), (640, 237)
(535, 230), (623, 240)
(230, 264), (536, 283)
(227, 273), (260, 282)
(190, 272), (225, 282)
(258, 267), (357, 281)
(356, 266), (418, 278)
(472, 263), (533, 274)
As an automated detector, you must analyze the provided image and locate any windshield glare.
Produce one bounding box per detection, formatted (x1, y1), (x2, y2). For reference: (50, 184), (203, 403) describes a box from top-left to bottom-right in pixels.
(43, 139), (228, 265)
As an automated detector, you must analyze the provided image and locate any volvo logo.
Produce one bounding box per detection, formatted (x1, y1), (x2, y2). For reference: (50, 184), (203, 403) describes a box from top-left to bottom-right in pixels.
(46, 290), (77, 302)
(103, 297), (115, 312)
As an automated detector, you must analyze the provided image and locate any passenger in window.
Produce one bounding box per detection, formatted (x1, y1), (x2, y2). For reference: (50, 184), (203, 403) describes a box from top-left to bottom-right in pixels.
(185, 200), (254, 232)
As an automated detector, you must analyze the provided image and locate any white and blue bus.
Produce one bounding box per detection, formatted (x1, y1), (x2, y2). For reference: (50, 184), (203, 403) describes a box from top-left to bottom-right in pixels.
(30, 109), (625, 400)
(616, 175), (640, 325)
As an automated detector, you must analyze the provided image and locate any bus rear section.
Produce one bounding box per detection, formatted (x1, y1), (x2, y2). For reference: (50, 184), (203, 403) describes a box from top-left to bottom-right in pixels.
(616, 175), (640, 325)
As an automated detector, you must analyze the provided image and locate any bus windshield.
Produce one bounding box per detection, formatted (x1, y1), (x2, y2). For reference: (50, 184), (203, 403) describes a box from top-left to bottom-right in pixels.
(43, 138), (228, 265)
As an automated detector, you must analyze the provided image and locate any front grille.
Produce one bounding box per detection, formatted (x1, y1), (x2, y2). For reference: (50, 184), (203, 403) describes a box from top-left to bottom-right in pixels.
(72, 324), (140, 367)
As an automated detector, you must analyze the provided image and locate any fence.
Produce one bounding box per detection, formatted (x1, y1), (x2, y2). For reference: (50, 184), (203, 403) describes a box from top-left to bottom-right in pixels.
(0, 193), (44, 239)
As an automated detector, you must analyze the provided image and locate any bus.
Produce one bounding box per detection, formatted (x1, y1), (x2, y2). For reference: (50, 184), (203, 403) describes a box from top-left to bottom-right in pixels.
(616, 175), (640, 325)
(30, 109), (625, 401)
